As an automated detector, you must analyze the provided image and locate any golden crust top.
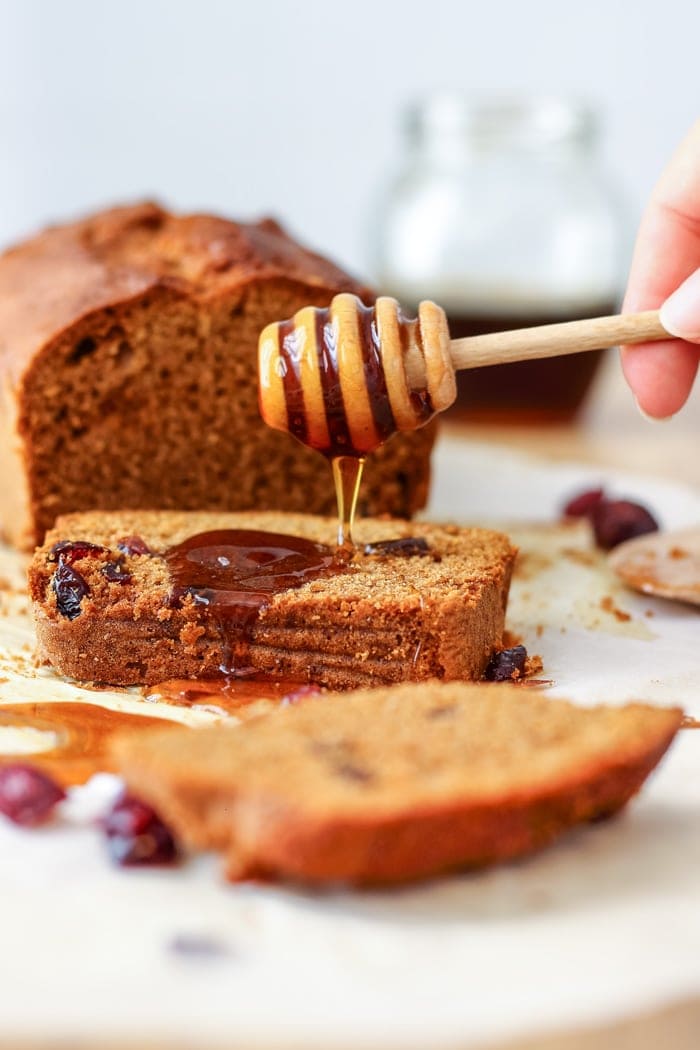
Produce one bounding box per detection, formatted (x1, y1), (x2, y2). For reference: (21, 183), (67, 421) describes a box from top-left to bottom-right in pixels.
(0, 202), (368, 384)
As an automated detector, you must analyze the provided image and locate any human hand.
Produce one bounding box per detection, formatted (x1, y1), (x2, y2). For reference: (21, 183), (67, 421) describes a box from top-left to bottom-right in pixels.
(621, 119), (700, 418)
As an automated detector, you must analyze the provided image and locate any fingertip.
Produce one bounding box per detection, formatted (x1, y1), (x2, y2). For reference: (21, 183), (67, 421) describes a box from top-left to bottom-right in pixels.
(659, 268), (700, 341)
(620, 340), (699, 418)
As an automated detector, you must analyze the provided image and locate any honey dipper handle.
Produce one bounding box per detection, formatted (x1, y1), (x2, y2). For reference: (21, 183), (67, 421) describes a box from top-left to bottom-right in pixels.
(446, 310), (669, 371)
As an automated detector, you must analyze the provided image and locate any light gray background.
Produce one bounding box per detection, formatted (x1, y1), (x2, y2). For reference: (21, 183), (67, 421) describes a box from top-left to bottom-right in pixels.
(0, 0), (697, 279)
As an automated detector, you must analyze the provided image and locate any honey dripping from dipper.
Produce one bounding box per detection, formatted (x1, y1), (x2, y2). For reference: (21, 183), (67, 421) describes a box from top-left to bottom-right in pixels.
(258, 293), (457, 548)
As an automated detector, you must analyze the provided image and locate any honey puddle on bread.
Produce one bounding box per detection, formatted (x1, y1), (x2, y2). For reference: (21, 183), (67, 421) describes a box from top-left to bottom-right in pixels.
(164, 528), (349, 675)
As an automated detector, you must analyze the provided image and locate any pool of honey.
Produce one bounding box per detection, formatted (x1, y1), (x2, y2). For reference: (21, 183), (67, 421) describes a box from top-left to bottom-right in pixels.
(0, 676), (310, 785)
(0, 702), (178, 786)
(143, 676), (309, 716)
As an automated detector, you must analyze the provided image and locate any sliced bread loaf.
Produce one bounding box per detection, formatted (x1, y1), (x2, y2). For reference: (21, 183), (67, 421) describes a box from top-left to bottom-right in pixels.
(29, 510), (516, 688)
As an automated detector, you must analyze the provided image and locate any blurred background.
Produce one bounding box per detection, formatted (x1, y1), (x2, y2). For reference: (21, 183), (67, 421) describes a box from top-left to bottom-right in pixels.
(0, 0), (697, 270)
(0, 0), (698, 442)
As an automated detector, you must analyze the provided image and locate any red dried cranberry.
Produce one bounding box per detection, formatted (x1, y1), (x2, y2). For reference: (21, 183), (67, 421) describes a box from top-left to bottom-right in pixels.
(102, 792), (178, 866)
(281, 683), (323, 706)
(363, 537), (430, 557)
(101, 561), (132, 584)
(117, 535), (152, 556)
(0, 764), (65, 826)
(562, 488), (606, 518)
(48, 539), (108, 564)
(484, 645), (528, 682)
(591, 500), (659, 550)
(52, 561), (90, 619)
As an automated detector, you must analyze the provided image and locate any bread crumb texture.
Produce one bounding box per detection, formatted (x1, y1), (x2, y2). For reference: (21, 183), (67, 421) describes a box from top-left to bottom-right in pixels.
(29, 511), (517, 688)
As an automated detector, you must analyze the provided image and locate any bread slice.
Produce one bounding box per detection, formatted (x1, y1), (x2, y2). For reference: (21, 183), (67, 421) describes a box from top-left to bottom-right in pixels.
(114, 681), (682, 886)
(0, 202), (435, 549)
(29, 510), (516, 688)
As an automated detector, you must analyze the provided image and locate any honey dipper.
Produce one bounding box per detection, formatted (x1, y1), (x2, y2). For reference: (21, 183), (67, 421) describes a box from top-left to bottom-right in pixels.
(258, 294), (669, 545)
(258, 293), (669, 456)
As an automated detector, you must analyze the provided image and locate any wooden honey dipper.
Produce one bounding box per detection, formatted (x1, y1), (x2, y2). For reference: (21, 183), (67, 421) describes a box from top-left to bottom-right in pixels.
(258, 294), (670, 545)
(258, 293), (669, 456)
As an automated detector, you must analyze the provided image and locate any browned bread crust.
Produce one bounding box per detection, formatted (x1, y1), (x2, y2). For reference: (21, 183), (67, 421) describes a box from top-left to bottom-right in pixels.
(0, 202), (435, 548)
(114, 682), (682, 886)
(29, 510), (516, 688)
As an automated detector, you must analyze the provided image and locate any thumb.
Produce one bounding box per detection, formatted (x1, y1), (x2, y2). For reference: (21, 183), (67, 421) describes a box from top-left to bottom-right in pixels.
(660, 267), (700, 342)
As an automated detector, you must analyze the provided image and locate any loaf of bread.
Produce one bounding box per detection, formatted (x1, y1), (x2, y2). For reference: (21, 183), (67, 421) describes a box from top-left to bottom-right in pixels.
(0, 203), (435, 548)
(29, 510), (516, 688)
(114, 681), (681, 886)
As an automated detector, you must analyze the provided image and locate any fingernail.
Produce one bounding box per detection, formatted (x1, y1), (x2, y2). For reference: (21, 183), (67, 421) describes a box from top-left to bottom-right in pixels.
(635, 397), (673, 422)
(659, 268), (700, 340)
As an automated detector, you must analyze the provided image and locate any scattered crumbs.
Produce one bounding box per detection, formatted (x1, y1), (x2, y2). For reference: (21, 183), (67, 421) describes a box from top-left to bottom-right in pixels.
(645, 609), (655, 618)
(0, 577), (11, 592)
(535, 624), (544, 638)
(600, 595), (632, 623)
(512, 551), (553, 581)
(167, 933), (233, 959)
(669, 547), (689, 560)
(559, 626), (567, 634)
(561, 547), (598, 568)
(524, 653), (544, 677)
(516, 678), (554, 689)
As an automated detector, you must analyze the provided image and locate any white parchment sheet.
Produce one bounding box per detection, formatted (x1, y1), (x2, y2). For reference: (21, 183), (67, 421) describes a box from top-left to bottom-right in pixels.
(0, 434), (698, 1049)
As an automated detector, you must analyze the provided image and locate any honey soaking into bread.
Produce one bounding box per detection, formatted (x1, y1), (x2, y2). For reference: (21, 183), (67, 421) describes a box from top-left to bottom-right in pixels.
(30, 511), (516, 688)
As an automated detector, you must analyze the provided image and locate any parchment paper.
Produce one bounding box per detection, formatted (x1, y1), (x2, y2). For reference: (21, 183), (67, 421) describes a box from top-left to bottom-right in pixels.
(0, 434), (698, 1049)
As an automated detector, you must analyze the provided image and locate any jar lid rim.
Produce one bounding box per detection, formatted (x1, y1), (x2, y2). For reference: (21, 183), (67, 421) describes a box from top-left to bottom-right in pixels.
(405, 95), (598, 145)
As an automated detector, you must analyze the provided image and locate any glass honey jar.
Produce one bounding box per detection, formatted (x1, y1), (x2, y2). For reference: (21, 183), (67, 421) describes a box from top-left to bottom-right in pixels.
(373, 96), (626, 422)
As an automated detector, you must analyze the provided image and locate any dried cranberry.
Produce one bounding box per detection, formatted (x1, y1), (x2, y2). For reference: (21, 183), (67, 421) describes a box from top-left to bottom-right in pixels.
(484, 645), (528, 682)
(102, 792), (178, 866)
(52, 561), (89, 619)
(363, 537), (430, 557)
(48, 539), (108, 564)
(562, 488), (605, 518)
(0, 764), (65, 826)
(281, 683), (323, 706)
(117, 535), (152, 556)
(101, 561), (132, 584)
(591, 500), (659, 550)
